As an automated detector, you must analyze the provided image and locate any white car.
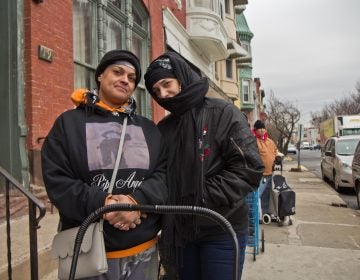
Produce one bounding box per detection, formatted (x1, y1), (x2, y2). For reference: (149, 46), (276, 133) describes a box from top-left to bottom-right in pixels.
(351, 141), (360, 209)
(287, 144), (297, 155)
(321, 135), (360, 192)
(300, 142), (310, 149)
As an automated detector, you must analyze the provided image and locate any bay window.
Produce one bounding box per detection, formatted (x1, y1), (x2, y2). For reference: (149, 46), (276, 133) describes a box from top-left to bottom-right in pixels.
(73, 0), (151, 117)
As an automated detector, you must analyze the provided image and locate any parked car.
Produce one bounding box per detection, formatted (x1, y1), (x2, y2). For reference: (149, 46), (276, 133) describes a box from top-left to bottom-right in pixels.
(351, 141), (360, 209)
(320, 135), (360, 192)
(300, 141), (310, 149)
(310, 144), (321, 150)
(287, 144), (297, 155)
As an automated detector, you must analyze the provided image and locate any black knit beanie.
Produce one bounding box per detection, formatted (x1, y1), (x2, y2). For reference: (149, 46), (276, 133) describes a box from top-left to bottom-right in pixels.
(254, 120), (266, 130)
(95, 50), (141, 87)
(144, 57), (176, 93)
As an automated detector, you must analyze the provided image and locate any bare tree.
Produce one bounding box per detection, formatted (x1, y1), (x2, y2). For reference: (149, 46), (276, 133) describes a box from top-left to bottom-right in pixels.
(356, 80), (360, 93)
(310, 89), (360, 127)
(265, 92), (300, 154)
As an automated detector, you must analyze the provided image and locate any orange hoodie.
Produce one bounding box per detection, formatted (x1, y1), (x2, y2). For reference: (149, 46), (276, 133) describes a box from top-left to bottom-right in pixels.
(256, 137), (278, 176)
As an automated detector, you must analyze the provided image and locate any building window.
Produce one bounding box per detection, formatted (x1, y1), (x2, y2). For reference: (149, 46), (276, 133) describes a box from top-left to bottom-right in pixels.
(73, 0), (150, 117)
(109, 0), (123, 9)
(241, 42), (251, 55)
(242, 80), (250, 103)
(214, 62), (219, 80)
(225, 59), (233, 79)
(192, 0), (225, 19)
(194, 0), (213, 9)
(73, 0), (97, 89)
(225, 0), (230, 14)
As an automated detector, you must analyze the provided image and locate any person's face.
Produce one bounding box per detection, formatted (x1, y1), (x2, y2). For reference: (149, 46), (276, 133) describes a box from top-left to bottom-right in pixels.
(97, 64), (136, 107)
(152, 78), (181, 99)
(256, 128), (266, 136)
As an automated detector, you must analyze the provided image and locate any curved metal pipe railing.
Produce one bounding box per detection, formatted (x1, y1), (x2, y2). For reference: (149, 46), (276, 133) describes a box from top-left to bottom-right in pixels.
(69, 204), (239, 280)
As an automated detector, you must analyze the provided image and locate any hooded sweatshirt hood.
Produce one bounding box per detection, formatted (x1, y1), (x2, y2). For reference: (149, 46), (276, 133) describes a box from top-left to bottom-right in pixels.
(71, 88), (137, 116)
(144, 51), (209, 115)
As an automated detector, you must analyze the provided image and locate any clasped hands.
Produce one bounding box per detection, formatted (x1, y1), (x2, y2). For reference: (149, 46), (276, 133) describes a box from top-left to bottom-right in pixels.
(103, 194), (146, 231)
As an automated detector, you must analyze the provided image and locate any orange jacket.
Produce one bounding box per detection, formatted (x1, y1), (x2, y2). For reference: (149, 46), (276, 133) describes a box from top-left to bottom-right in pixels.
(256, 137), (278, 176)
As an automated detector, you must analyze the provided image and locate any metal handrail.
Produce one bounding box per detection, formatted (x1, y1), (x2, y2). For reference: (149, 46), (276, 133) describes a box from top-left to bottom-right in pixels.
(69, 204), (240, 280)
(0, 166), (46, 280)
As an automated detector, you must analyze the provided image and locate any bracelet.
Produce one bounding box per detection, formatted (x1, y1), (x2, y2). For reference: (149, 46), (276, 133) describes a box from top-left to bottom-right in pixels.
(126, 195), (141, 216)
(126, 195), (138, 205)
(105, 194), (119, 203)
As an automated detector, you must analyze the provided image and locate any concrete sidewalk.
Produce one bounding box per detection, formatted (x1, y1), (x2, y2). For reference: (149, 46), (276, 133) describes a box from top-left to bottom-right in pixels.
(1, 158), (360, 279)
(0, 206), (59, 279)
(243, 158), (360, 280)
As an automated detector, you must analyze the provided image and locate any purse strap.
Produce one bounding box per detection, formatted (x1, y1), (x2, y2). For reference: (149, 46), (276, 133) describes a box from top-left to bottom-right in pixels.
(108, 116), (128, 194)
(100, 116), (128, 227)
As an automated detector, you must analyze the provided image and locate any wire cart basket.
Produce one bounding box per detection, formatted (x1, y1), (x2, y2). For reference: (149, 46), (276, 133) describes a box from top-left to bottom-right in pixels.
(246, 190), (265, 261)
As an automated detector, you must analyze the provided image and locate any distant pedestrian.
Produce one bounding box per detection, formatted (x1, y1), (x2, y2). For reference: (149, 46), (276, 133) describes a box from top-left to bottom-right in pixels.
(252, 120), (278, 220)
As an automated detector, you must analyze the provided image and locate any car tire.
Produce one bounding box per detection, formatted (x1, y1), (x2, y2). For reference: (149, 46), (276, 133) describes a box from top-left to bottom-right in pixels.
(321, 166), (326, 181)
(356, 182), (360, 209)
(333, 171), (341, 192)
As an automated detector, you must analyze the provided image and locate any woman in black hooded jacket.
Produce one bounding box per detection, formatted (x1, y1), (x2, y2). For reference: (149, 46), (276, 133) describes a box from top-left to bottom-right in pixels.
(144, 52), (264, 280)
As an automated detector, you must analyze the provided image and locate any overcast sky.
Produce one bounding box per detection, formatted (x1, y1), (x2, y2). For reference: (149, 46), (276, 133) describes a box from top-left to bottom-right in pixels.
(244, 0), (360, 125)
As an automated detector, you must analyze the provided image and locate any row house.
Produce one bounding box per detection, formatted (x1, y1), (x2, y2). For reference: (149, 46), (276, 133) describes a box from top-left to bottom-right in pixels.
(0, 0), (261, 188)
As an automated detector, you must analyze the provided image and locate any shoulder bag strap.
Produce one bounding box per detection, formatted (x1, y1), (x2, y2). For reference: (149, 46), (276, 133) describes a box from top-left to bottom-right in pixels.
(100, 116), (128, 227)
(108, 116), (128, 194)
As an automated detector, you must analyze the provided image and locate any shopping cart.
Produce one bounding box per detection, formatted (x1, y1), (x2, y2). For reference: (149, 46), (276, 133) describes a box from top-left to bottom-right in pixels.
(246, 190), (265, 261)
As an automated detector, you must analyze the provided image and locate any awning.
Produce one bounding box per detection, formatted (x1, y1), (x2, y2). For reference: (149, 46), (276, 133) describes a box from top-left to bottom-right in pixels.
(227, 39), (248, 59)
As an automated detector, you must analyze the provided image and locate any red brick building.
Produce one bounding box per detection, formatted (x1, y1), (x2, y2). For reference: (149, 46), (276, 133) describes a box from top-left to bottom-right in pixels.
(1, 0), (253, 188)
(19, 0), (186, 187)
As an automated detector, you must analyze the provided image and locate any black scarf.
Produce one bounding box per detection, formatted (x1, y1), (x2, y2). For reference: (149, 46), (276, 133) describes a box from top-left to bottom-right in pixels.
(145, 53), (210, 273)
(162, 78), (209, 245)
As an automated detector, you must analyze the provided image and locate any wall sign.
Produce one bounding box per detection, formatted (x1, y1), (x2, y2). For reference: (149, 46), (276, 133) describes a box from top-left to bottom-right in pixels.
(38, 45), (54, 62)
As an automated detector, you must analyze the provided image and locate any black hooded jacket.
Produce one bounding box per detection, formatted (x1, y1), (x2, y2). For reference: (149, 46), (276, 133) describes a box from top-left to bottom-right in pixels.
(41, 90), (168, 251)
(159, 96), (264, 239)
(145, 52), (264, 244)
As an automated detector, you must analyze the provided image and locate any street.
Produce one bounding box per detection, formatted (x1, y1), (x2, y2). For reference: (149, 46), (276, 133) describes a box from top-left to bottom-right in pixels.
(288, 149), (358, 209)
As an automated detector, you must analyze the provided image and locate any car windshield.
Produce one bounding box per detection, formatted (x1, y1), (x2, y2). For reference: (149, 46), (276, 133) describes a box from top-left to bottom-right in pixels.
(336, 139), (360, 156)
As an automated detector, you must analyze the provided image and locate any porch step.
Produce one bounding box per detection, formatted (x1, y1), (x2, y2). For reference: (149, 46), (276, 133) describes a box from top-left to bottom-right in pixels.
(0, 210), (59, 279)
(42, 268), (58, 280)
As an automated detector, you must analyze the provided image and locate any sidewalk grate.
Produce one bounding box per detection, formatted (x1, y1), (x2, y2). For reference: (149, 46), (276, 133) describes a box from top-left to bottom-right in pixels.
(330, 202), (348, 208)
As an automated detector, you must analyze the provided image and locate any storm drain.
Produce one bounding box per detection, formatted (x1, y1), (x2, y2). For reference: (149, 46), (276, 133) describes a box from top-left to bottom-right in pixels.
(331, 202), (348, 208)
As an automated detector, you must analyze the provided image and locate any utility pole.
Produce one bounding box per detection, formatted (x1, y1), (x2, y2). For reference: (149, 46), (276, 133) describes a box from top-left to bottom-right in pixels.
(297, 124), (303, 170)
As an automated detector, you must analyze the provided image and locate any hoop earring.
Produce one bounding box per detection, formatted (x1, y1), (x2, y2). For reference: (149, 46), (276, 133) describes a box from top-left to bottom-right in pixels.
(178, 86), (182, 93)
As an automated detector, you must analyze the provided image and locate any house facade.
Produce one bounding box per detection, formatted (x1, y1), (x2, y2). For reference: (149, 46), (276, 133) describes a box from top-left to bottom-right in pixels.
(0, 0), (262, 188)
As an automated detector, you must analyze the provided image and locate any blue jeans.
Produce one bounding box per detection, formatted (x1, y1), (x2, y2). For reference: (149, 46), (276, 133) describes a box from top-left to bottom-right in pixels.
(258, 175), (272, 214)
(177, 233), (248, 280)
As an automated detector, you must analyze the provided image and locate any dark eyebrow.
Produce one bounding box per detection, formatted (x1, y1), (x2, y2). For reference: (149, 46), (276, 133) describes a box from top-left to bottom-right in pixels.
(112, 65), (136, 77)
(159, 79), (172, 85)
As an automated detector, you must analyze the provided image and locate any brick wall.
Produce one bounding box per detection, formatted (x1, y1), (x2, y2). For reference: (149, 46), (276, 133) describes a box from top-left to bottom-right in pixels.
(24, 0), (186, 183)
(143, 0), (186, 123)
(24, 0), (73, 185)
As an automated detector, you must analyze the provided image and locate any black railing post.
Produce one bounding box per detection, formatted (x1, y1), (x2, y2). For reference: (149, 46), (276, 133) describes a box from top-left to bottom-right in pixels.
(6, 179), (12, 280)
(29, 202), (39, 280)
